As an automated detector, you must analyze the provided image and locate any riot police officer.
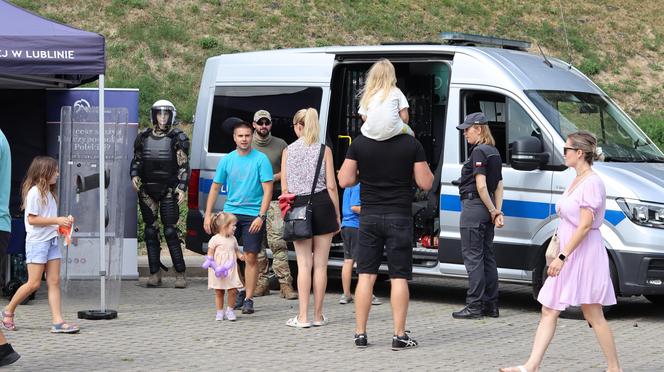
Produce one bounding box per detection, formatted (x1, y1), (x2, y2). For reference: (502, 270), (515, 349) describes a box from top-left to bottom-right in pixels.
(452, 112), (505, 319)
(130, 100), (190, 288)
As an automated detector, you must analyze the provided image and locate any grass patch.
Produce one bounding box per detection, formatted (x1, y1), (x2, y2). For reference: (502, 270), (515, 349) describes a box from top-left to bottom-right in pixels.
(635, 112), (664, 151)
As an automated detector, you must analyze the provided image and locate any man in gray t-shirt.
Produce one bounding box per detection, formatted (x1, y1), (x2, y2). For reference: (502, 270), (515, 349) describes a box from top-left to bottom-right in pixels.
(251, 110), (297, 300)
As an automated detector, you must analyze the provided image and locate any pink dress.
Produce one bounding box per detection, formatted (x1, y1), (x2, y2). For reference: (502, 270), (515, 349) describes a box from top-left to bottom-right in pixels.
(537, 174), (616, 311)
(207, 235), (243, 290)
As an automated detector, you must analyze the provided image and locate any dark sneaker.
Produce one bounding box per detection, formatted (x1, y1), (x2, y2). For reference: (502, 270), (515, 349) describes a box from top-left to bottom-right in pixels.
(354, 333), (368, 348)
(0, 344), (20, 367)
(241, 298), (254, 314)
(452, 305), (483, 319)
(234, 290), (246, 310)
(482, 304), (499, 318)
(391, 333), (418, 351)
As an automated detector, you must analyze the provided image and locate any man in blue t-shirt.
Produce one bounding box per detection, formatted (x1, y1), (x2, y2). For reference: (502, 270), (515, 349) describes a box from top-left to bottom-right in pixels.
(204, 121), (273, 315)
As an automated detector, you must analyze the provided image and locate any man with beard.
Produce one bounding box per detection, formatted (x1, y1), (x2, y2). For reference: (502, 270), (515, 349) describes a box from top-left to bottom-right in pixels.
(251, 110), (297, 300)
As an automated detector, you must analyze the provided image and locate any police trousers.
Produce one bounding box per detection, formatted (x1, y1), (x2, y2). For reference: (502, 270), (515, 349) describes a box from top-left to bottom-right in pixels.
(459, 198), (498, 309)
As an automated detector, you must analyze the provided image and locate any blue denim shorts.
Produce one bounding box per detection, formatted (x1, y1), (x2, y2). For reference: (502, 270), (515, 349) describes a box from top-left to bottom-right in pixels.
(25, 237), (61, 264)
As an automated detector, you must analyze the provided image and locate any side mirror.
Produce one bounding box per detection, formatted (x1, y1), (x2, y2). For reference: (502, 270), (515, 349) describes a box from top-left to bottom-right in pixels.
(509, 136), (549, 171)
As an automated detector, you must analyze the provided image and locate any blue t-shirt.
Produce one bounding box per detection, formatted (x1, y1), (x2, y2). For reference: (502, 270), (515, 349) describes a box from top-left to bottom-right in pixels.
(213, 149), (273, 216)
(341, 184), (360, 228)
(0, 130), (10, 233)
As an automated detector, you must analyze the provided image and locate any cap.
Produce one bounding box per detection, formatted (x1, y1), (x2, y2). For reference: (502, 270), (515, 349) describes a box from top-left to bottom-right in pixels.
(253, 110), (271, 123)
(456, 112), (488, 130)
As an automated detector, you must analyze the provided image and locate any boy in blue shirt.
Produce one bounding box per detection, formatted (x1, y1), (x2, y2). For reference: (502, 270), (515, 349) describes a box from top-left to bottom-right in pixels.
(339, 184), (381, 306)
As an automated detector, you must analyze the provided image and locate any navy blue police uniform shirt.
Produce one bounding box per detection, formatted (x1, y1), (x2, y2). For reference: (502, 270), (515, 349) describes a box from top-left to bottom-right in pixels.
(458, 144), (503, 195)
(346, 134), (427, 215)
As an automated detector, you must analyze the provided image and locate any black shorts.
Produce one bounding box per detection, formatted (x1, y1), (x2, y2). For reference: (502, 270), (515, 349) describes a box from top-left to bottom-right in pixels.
(293, 191), (338, 236)
(341, 227), (358, 260)
(356, 213), (413, 279)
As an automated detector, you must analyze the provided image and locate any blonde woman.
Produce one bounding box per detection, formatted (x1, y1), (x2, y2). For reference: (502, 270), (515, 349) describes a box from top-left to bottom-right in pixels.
(282, 108), (340, 328)
(500, 131), (621, 372)
(453, 112), (504, 320)
(358, 58), (413, 141)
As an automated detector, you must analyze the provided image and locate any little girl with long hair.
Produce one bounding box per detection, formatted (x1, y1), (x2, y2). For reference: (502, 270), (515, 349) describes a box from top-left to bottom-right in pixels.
(2, 156), (79, 333)
(358, 58), (413, 141)
(207, 212), (244, 321)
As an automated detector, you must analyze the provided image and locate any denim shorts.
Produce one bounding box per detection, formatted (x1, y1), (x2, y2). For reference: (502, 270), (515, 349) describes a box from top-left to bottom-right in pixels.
(356, 213), (413, 279)
(25, 237), (61, 264)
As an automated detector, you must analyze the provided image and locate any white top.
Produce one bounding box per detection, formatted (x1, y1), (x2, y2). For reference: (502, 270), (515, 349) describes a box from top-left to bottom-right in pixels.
(358, 87), (409, 141)
(24, 186), (58, 242)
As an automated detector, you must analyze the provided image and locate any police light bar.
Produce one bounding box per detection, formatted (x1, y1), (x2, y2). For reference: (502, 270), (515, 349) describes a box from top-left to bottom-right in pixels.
(440, 32), (531, 51)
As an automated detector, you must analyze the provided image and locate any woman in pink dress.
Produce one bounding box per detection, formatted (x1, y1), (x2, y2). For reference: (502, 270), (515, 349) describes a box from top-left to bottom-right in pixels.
(501, 131), (622, 372)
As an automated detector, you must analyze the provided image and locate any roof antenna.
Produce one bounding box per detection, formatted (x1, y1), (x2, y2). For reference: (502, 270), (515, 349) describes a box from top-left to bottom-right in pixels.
(558, 0), (573, 69)
(538, 44), (553, 68)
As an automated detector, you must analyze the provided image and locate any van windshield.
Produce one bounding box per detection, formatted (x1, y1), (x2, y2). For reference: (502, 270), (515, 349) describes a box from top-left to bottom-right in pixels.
(525, 90), (664, 162)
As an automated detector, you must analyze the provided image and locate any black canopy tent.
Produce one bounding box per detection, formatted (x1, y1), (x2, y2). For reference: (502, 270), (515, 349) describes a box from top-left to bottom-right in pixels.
(0, 0), (112, 317)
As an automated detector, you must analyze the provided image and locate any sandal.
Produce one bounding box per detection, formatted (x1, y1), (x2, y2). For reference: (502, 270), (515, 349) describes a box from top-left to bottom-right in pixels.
(1, 310), (16, 331)
(285, 316), (311, 328)
(312, 314), (328, 327)
(50, 322), (80, 334)
(499, 367), (528, 372)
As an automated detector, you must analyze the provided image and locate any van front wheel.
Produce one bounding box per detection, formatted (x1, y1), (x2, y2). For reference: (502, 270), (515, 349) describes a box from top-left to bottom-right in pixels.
(645, 295), (664, 306)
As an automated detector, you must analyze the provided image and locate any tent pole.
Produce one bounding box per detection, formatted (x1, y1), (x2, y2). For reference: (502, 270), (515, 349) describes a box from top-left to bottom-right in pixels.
(98, 74), (106, 313)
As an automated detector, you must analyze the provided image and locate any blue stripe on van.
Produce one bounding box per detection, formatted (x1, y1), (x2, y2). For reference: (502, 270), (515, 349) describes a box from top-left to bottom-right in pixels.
(199, 178), (227, 195)
(440, 194), (626, 226)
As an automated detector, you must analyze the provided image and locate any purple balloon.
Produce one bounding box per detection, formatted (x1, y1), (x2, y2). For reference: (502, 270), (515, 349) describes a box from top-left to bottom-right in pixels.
(203, 256), (235, 278)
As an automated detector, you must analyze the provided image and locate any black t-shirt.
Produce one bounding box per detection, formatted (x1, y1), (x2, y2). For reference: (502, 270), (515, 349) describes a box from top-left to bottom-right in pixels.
(346, 134), (427, 214)
(458, 144), (503, 195)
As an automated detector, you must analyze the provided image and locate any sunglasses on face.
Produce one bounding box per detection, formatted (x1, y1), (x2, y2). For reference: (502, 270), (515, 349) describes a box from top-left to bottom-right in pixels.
(563, 146), (579, 153)
(292, 122), (304, 128)
(256, 120), (271, 126)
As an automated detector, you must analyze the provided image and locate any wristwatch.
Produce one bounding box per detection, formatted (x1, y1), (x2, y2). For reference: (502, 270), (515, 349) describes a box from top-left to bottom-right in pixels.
(558, 253), (567, 261)
(258, 214), (267, 221)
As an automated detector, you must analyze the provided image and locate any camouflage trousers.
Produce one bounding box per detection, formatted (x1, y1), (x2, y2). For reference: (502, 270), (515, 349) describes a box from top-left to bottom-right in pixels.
(257, 200), (293, 287)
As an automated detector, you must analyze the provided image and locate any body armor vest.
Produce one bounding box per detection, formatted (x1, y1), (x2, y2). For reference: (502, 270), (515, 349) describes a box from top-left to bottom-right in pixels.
(141, 134), (177, 187)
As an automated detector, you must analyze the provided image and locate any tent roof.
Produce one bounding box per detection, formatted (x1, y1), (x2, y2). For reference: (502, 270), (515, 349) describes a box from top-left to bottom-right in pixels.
(0, 0), (105, 89)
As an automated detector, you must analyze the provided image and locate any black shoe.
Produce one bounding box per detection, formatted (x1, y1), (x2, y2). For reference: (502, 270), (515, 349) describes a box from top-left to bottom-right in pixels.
(452, 305), (483, 319)
(482, 305), (499, 318)
(241, 298), (254, 314)
(0, 344), (20, 367)
(234, 290), (246, 310)
(354, 333), (368, 348)
(391, 333), (418, 351)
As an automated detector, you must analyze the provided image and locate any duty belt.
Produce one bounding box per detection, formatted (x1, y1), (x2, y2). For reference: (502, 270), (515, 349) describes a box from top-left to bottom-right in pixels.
(460, 192), (494, 201)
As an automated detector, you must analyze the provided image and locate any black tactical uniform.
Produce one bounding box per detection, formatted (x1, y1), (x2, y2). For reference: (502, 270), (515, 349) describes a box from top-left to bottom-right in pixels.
(130, 100), (189, 287)
(454, 112), (503, 319)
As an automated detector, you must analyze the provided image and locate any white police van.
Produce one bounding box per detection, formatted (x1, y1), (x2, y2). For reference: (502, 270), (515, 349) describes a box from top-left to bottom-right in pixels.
(187, 33), (664, 304)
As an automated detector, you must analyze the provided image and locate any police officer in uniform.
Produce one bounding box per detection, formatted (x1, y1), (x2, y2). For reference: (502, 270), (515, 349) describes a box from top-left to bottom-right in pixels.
(452, 112), (505, 319)
(131, 100), (190, 288)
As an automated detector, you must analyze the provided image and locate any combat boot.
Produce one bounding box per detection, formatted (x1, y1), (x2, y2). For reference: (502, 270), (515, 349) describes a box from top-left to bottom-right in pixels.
(174, 272), (187, 288)
(146, 269), (162, 287)
(253, 282), (270, 297)
(280, 284), (298, 300)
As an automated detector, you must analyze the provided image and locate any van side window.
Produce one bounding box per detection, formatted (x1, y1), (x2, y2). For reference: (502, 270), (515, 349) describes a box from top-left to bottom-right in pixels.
(207, 87), (323, 153)
(461, 91), (541, 164)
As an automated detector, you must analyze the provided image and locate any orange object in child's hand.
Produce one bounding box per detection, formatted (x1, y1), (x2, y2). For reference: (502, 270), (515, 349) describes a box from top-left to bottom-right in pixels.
(58, 225), (73, 247)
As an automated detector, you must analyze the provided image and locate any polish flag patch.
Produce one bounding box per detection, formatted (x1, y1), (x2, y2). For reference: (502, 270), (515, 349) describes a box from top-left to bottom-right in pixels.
(475, 161), (484, 167)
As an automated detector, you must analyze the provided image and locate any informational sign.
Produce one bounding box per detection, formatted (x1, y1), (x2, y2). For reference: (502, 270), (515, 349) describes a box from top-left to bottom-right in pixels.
(46, 89), (139, 279)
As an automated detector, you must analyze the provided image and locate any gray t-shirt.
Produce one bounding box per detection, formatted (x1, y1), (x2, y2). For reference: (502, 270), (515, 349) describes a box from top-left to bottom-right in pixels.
(252, 134), (287, 199)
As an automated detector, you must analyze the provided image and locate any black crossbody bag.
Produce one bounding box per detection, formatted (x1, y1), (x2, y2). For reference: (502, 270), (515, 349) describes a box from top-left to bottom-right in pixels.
(282, 144), (325, 242)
